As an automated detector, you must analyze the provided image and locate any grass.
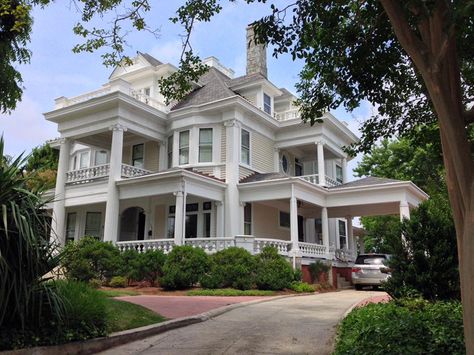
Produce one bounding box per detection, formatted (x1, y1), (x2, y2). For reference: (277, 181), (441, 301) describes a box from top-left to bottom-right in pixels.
(98, 289), (140, 297)
(104, 298), (166, 333)
(186, 288), (276, 296)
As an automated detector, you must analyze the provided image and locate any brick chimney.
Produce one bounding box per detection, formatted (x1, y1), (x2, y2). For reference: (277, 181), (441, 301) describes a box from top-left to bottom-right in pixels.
(246, 25), (267, 78)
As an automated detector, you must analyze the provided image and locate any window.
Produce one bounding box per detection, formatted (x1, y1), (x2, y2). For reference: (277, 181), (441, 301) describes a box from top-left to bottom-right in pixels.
(185, 215), (198, 238)
(179, 131), (189, 165)
(167, 216), (175, 238)
(79, 151), (89, 169)
(95, 150), (108, 165)
(132, 144), (144, 168)
(315, 218), (323, 244)
(241, 129), (250, 165)
(203, 212), (211, 238)
(244, 203), (252, 235)
(66, 212), (76, 243)
(336, 164), (343, 184)
(85, 212), (101, 239)
(279, 211), (290, 228)
(338, 220), (347, 249)
(295, 158), (303, 176)
(199, 128), (213, 162)
(263, 93), (272, 114)
(167, 203), (199, 238)
(281, 154), (289, 173)
(167, 135), (173, 168)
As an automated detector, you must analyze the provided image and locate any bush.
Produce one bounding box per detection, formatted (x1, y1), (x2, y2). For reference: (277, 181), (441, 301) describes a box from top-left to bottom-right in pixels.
(383, 195), (460, 301)
(62, 236), (122, 283)
(89, 278), (102, 288)
(199, 262), (224, 289)
(308, 261), (330, 284)
(211, 247), (256, 290)
(160, 246), (211, 290)
(293, 268), (303, 282)
(334, 299), (464, 355)
(120, 249), (167, 286)
(109, 276), (127, 288)
(290, 281), (316, 293)
(0, 281), (108, 350)
(255, 246), (293, 290)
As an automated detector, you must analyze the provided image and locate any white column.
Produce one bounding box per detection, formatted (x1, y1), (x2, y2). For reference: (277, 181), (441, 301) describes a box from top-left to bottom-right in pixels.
(239, 202), (245, 235)
(400, 201), (410, 221)
(289, 187), (300, 254)
(346, 216), (354, 253)
(306, 218), (315, 243)
(103, 124), (126, 243)
(215, 201), (224, 237)
(342, 157), (348, 184)
(173, 190), (186, 245)
(321, 207), (329, 252)
(316, 141), (326, 186)
(273, 148), (280, 173)
(51, 138), (71, 246)
(224, 119), (241, 238)
(158, 140), (167, 171)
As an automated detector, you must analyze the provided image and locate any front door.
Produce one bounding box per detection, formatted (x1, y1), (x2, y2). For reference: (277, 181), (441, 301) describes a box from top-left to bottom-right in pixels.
(137, 211), (146, 240)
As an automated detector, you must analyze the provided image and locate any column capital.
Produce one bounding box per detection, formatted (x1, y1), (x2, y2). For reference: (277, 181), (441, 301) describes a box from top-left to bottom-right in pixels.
(214, 201), (223, 207)
(400, 200), (409, 208)
(223, 119), (240, 128)
(315, 139), (326, 146)
(239, 201), (246, 207)
(109, 123), (128, 132)
(173, 191), (184, 197)
(345, 215), (353, 220)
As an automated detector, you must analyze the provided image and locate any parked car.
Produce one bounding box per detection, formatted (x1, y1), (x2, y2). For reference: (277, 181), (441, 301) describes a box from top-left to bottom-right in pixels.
(352, 254), (391, 290)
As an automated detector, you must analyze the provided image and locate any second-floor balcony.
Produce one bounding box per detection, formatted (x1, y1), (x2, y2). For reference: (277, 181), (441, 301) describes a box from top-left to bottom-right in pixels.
(299, 174), (342, 187)
(66, 164), (151, 184)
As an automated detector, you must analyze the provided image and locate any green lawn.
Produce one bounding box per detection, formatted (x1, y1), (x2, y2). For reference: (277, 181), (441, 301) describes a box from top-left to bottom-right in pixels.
(186, 288), (276, 296)
(104, 298), (166, 333)
(98, 289), (140, 297)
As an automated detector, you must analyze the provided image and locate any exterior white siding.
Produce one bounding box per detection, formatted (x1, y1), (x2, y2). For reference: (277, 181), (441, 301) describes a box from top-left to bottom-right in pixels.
(251, 131), (274, 173)
(144, 141), (159, 172)
(252, 203), (290, 240)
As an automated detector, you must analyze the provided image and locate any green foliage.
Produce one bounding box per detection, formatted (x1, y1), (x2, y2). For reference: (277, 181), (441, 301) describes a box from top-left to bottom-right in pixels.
(0, 136), (63, 336)
(290, 281), (316, 293)
(24, 143), (59, 172)
(98, 289), (139, 297)
(292, 268), (303, 282)
(209, 247), (256, 290)
(255, 246), (293, 290)
(62, 236), (122, 282)
(334, 300), (465, 355)
(308, 261), (330, 283)
(89, 278), (102, 289)
(384, 195), (460, 301)
(187, 288), (275, 296)
(120, 249), (166, 286)
(160, 245), (211, 290)
(109, 276), (127, 288)
(199, 262), (224, 289)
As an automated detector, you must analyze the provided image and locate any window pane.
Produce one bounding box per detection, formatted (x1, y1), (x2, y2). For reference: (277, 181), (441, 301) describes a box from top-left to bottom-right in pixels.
(179, 148), (189, 164)
(186, 203), (199, 212)
(241, 129), (249, 148)
(167, 216), (175, 238)
(85, 212), (101, 238)
(241, 147), (249, 165)
(203, 201), (212, 210)
(95, 151), (107, 165)
(336, 165), (343, 183)
(244, 223), (252, 235)
(279, 211), (290, 228)
(263, 93), (271, 114)
(203, 213), (211, 238)
(185, 214), (198, 238)
(244, 203), (252, 223)
(167, 136), (173, 168)
(66, 212), (76, 242)
(179, 131), (189, 148)
(132, 144), (144, 159)
(199, 146), (212, 162)
(199, 128), (212, 144)
(80, 152), (89, 168)
(339, 220), (347, 236)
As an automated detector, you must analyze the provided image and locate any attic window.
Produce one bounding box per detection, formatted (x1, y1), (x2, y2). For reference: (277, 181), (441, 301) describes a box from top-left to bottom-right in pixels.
(263, 93), (272, 115)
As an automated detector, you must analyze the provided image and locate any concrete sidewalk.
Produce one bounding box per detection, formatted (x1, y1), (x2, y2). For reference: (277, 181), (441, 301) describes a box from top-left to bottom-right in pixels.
(116, 295), (272, 319)
(102, 290), (385, 355)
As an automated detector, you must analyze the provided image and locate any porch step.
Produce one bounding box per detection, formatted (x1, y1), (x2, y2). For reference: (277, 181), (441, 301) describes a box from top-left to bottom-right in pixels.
(336, 274), (352, 289)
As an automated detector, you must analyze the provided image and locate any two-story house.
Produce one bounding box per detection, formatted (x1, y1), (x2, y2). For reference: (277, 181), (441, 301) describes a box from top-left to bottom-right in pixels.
(45, 26), (428, 283)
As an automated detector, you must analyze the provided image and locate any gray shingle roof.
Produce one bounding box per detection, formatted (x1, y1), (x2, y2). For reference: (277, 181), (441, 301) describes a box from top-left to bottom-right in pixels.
(329, 176), (403, 189)
(171, 68), (237, 110)
(139, 52), (163, 67)
(240, 172), (288, 183)
(228, 73), (267, 88)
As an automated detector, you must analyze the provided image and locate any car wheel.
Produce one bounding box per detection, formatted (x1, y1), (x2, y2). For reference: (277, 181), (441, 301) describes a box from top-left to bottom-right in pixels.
(355, 284), (363, 290)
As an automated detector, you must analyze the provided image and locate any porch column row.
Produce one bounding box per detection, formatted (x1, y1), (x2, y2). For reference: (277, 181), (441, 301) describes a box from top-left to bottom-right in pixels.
(173, 190), (186, 245)
(103, 124), (126, 243)
(400, 200), (410, 221)
(316, 141), (326, 186)
(51, 137), (71, 246)
(321, 207), (329, 252)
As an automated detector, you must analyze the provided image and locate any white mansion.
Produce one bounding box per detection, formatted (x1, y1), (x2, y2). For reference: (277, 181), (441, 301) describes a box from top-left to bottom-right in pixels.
(46, 26), (427, 277)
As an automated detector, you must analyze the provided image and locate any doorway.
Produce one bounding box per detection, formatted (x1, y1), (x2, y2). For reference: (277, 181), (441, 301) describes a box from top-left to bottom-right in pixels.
(120, 207), (146, 241)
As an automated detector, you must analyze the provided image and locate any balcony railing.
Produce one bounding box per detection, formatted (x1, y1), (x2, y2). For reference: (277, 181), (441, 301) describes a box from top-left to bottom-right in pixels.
(298, 242), (327, 257)
(116, 239), (175, 253)
(299, 174), (342, 187)
(66, 164), (151, 184)
(185, 237), (235, 253)
(254, 238), (292, 255)
(274, 108), (300, 121)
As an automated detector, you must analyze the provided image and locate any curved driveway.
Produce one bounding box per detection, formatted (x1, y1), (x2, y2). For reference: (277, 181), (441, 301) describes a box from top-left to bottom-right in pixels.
(100, 290), (383, 355)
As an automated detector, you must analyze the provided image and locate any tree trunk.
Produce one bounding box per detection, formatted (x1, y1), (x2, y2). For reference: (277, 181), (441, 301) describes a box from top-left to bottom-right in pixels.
(380, 2), (474, 353)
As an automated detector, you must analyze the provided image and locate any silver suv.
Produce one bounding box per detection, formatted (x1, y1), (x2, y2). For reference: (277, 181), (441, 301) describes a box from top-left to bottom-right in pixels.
(352, 254), (391, 290)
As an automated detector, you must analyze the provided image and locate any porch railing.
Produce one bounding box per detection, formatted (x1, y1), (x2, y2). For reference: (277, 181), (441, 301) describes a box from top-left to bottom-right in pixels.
(299, 174), (342, 187)
(298, 242), (327, 257)
(66, 163), (151, 184)
(121, 164), (151, 178)
(274, 108), (300, 121)
(185, 237), (235, 253)
(335, 248), (355, 262)
(116, 239), (175, 253)
(254, 238), (292, 255)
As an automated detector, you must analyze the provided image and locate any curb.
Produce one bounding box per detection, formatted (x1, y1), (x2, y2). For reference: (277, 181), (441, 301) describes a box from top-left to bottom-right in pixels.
(2, 294), (302, 355)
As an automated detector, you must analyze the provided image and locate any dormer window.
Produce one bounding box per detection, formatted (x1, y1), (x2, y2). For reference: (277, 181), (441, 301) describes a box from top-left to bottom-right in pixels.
(263, 93), (272, 115)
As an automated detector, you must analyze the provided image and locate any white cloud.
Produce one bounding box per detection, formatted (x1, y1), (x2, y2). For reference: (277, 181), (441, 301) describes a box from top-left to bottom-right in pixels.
(149, 40), (183, 65)
(0, 95), (58, 157)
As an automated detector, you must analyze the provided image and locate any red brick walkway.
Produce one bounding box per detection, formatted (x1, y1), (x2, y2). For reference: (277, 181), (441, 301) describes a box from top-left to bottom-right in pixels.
(116, 295), (272, 319)
(355, 293), (391, 308)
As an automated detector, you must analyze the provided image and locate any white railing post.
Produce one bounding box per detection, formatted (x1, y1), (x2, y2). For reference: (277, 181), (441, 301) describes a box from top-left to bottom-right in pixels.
(51, 138), (70, 246)
(316, 141), (326, 186)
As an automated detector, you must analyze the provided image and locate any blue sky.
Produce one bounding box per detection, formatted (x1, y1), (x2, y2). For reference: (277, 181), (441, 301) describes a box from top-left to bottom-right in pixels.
(0, 1), (371, 179)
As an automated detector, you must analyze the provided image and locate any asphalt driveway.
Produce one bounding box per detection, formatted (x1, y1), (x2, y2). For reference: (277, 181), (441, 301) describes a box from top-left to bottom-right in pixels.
(101, 290), (384, 355)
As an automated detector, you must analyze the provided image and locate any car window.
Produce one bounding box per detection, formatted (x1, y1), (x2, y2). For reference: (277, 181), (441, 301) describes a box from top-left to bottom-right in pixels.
(355, 255), (388, 265)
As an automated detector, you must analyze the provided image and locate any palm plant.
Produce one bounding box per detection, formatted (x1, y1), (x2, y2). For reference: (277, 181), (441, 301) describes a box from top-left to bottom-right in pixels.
(0, 136), (64, 331)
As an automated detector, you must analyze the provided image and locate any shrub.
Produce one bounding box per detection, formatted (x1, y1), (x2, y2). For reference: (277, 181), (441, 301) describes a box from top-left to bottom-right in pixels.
(308, 261), (330, 284)
(255, 246), (293, 290)
(119, 249), (166, 286)
(290, 281), (316, 293)
(62, 236), (122, 283)
(383, 195), (460, 301)
(89, 278), (102, 288)
(211, 247), (256, 290)
(334, 299), (464, 355)
(109, 276), (127, 288)
(160, 246), (211, 290)
(199, 261), (224, 289)
(293, 268), (303, 282)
